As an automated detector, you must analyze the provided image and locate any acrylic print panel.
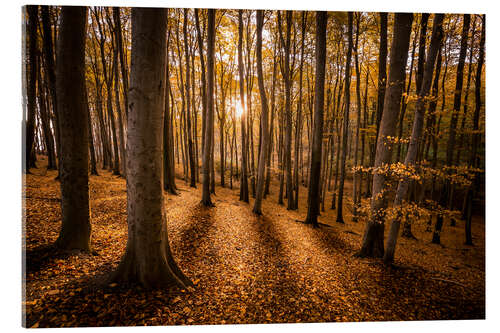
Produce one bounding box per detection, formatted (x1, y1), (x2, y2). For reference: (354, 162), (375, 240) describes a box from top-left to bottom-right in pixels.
(22, 0), (485, 328)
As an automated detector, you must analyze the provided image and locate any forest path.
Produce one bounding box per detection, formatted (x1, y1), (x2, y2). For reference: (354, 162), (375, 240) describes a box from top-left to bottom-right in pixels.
(24, 161), (485, 327)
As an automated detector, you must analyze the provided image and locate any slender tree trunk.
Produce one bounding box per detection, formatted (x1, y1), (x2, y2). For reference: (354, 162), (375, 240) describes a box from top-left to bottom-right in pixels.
(253, 10), (270, 215)
(41, 5), (62, 174)
(201, 9), (216, 206)
(352, 13), (362, 222)
(336, 12), (353, 224)
(113, 33), (127, 177)
(25, 5), (39, 173)
(163, 24), (177, 195)
(86, 90), (99, 176)
(238, 10), (249, 203)
(445, 14), (471, 226)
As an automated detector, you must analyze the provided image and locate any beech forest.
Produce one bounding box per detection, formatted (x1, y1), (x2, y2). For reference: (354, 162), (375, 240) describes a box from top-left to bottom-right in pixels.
(22, 6), (485, 327)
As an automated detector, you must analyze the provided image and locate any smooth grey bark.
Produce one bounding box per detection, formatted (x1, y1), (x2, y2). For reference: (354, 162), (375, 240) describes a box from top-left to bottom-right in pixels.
(113, 8), (191, 288)
(201, 9), (216, 206)
(252, 10), (270, 215)
(304, 11), (327, 227)
(54, 6), (91, 252)
(357, 13), (413, 258)
(384, 14), (444, 264)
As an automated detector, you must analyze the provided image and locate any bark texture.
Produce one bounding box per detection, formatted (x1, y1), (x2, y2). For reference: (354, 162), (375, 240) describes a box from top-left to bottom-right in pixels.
(54, 6), (91, 252)
(113, 8), (190, 288)
(304, 11), (327, 227)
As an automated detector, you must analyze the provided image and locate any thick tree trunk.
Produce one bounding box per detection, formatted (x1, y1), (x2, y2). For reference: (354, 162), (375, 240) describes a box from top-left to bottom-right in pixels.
(252, 10), (270, 215)
(304, 11), (327, 227)
(358, 13), (414, 258)
(54, 6), (91, 252)
(113, 8), (191, 288)
(384, 14), (444, 264)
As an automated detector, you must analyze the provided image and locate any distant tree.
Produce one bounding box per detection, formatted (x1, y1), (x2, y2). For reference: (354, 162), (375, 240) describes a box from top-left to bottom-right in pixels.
(54, 6), (92, 252)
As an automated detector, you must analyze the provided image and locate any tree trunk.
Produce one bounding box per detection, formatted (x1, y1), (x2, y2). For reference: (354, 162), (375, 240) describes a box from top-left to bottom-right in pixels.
(304, 11), (327, 227)
(384, 14), (444, 264)
(238, 10), (249, 203)
(201, 9), (216, 206)
(86, 89), (99, 176)
(25, 5), (38, 173)
(163, 24), (177, 195)
(41, 5), (62, 174)
(465, 15), (484, 246)
(54, 6), (91, 252)
(358, 13), (414, 258)
(113, 8), (191, 288)
(336, 12), (353, 224)
(252, 10), (270, 215)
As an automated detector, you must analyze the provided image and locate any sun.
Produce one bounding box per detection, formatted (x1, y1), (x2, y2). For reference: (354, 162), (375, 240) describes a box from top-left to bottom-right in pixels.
(235, 101), (245, 119)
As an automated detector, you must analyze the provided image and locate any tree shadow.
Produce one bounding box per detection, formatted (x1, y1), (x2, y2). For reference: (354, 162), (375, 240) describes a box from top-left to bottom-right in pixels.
(244, 215), (303, 322)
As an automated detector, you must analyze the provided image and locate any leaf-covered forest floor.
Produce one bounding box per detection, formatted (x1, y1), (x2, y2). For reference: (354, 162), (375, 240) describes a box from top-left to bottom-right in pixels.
(24, 156), (485, 327)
